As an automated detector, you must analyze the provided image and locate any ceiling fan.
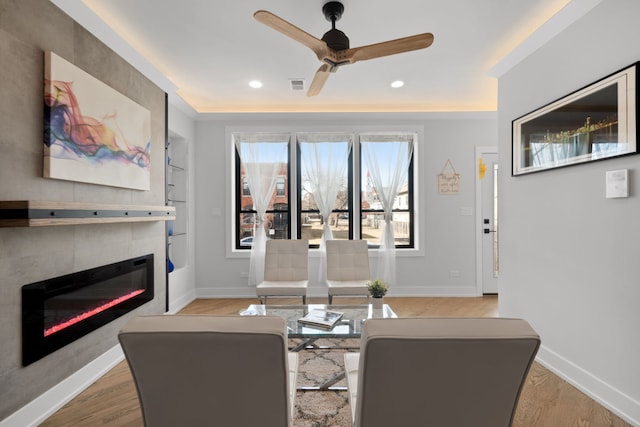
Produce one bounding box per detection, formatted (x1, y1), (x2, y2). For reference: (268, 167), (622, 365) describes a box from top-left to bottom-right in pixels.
(254, 1), (434, 96)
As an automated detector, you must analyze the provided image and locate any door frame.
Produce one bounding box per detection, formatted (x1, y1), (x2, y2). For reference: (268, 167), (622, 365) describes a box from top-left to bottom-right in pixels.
(475, 146), (498, 296)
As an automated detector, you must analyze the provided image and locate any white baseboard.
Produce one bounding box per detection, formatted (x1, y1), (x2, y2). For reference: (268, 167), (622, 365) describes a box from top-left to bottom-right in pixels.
(384, 286), (479, 297)
(167, 289), (197, 314)
(0, 345), (124, 427)
(196, 287), (257, 299)
(536, 345), (640, 426)
(195, 285), (479, 299)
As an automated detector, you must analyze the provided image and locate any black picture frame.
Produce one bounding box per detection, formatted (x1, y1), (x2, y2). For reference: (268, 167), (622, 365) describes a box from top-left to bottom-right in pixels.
(512, 62), (638, 176)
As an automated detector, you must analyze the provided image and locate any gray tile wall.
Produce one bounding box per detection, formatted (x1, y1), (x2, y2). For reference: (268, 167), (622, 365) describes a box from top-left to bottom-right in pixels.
(0, 0), (167, 418)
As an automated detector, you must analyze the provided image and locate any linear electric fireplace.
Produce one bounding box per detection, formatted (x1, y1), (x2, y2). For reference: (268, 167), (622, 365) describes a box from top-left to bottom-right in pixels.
(22, 254), (154, 366)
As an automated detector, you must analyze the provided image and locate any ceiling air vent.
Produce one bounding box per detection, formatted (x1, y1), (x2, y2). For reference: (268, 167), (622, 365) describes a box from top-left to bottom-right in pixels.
(289, 79), (305, 91)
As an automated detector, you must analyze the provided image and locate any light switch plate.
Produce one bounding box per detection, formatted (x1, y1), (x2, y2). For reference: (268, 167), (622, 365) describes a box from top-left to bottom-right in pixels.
(460, 207), (473, 216)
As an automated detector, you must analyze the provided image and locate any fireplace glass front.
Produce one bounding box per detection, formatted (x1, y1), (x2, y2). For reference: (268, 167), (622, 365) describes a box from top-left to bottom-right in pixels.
(22, 254), (154, 366)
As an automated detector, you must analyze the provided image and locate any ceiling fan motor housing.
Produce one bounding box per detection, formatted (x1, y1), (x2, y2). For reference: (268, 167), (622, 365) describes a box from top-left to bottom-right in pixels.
(322, 29), (349, 50)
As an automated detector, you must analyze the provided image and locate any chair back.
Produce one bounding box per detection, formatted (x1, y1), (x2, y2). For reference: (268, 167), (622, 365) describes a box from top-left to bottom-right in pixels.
(326, 239), (370, 281)
(119, 315), (293, 427)
(264, 239), (309, 282)
(353, 317), (540, 427)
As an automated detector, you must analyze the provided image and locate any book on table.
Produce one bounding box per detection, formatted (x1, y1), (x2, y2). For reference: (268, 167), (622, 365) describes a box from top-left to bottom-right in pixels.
(298, 309), (344, 329)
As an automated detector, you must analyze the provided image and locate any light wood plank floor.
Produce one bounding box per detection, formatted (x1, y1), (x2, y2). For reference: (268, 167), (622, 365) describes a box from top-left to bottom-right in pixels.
(40, 297), (631, 426)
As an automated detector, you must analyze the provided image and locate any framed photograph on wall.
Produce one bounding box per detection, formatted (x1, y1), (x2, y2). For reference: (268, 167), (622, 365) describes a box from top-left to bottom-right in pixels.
(512, 62), (638, 176)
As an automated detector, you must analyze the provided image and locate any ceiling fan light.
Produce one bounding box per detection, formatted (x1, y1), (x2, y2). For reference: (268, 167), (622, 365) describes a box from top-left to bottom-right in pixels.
(249, 80), (263, 89)
(391, 80), (405, 88)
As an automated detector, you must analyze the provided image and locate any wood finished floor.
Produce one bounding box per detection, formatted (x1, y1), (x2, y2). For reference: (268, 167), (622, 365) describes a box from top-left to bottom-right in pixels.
(40, 297), (631, 427)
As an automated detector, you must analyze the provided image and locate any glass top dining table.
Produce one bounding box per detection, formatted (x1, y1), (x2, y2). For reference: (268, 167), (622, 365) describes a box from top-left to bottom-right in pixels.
(239, 303), (397, 339)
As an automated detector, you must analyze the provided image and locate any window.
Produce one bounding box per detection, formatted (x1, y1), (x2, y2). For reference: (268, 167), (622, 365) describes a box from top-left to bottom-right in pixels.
(275, 177), (285, 196)
(360, 134), (414, 248)
(298, 133), (352, 247)
(242, 178), (250, 196)
(233, 131), (415, 250)
(233, 133), (290, 249)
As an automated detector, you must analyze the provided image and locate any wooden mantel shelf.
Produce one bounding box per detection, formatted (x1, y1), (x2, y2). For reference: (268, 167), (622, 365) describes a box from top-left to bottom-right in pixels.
(0, 201), (175, 227)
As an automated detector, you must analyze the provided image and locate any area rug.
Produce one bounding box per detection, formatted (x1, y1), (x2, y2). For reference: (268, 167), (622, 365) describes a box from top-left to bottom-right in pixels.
(292, 338), (358, 427)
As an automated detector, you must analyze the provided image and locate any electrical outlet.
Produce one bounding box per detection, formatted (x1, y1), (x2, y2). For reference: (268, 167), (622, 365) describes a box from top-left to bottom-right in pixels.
(449, 270), (460, 277)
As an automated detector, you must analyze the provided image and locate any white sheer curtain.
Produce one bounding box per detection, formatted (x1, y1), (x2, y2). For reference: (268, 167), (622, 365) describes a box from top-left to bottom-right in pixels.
(299, 133), (352, 282)
(234, 134), (289, 286)
(361, 134), (414, 286)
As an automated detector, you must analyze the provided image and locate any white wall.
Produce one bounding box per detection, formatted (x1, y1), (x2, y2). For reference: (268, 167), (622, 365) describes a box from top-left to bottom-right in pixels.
(192, 112), (496, 298)
(497, 0), (640, 424)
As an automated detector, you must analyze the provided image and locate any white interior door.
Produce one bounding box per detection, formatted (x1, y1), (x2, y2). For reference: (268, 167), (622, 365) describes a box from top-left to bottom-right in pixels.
(476, 148), (499, 295)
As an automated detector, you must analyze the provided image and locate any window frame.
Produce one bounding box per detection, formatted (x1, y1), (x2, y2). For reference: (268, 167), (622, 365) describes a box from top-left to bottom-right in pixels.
(359, 152), (414, 249)
(234, 141), (291, 250)
(230, 129), (419, 253)
(296, 142), (354, 248)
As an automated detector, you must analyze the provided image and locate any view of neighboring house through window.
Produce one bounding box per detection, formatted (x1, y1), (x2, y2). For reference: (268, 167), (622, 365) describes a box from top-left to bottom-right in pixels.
(233, 131), (415, 250)
(234, 133), (290, 249)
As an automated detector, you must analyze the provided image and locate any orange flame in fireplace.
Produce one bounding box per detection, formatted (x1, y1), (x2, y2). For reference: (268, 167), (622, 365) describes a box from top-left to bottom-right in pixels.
(44, 289), (145, 337)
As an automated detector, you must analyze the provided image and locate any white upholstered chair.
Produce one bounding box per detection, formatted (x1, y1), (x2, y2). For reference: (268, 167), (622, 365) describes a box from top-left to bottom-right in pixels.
(118, 315), (298, 427)
(344, 317), (540, 427)
(256, 239), (309, 304)
(326, 239), (370, 304)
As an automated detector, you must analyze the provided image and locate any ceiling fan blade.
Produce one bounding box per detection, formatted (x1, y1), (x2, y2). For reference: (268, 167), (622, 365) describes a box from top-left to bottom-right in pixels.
(345, 33), (434, 63)
(254, 10), (329, 59)
(307, 64), (332, 97)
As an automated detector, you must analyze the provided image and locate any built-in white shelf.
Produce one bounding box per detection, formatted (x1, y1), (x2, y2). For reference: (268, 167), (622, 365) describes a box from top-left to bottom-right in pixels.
(167, 137), (189, 270)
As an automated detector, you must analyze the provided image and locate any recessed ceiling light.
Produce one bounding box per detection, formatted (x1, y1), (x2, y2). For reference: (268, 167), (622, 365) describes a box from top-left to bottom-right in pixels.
(249, 80), (263, 89)
(391, 80), (405, 88)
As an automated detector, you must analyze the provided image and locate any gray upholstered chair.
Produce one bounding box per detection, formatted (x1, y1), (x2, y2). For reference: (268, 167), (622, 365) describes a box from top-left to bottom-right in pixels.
(118, 315), (298, 427)
(257, 239), (309, 304)
(344, 317), (540, 427)
(326, 239), (370, 304)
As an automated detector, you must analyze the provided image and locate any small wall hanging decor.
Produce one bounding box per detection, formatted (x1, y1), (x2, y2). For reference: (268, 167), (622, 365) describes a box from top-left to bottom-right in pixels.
(44, 51), (151, 190)
(438, 159), (460, 194)
(478, 157), (487, 180)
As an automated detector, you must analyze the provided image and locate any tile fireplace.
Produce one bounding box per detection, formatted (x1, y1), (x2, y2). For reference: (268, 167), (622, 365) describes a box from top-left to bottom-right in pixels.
(22, 254), (154, 366)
